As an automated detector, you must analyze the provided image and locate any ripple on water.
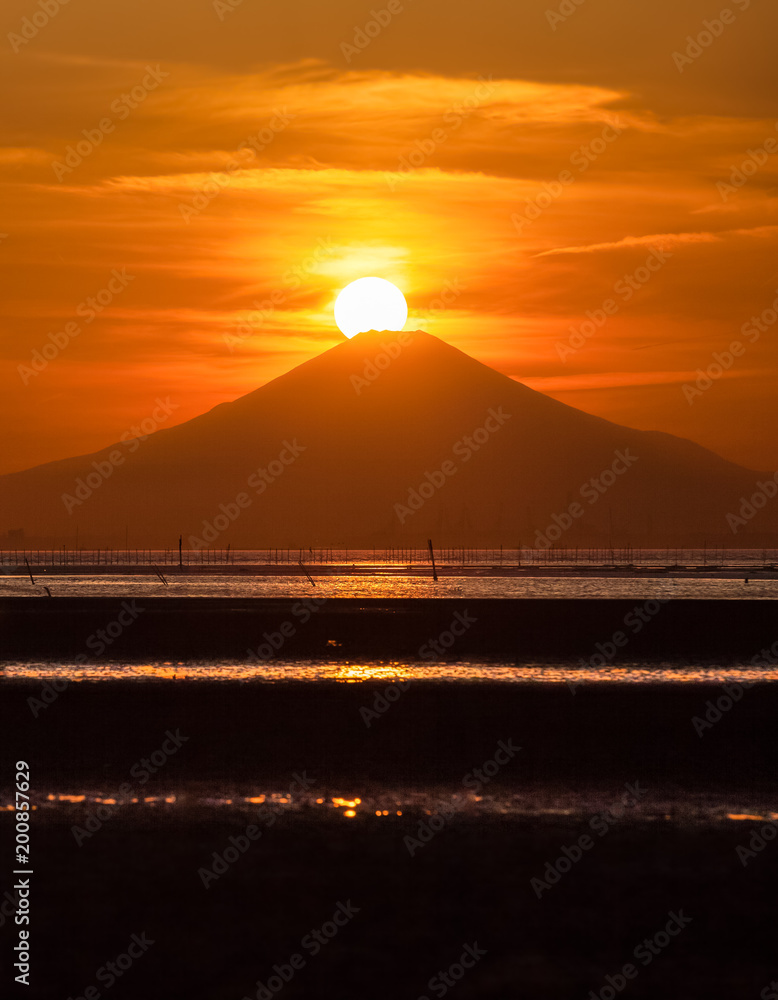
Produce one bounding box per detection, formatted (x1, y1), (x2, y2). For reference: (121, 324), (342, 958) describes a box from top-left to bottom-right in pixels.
(3, 660), (778, 684)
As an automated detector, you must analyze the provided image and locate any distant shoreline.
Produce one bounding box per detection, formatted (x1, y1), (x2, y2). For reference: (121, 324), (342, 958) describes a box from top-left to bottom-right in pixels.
(1, 563), (777, 578)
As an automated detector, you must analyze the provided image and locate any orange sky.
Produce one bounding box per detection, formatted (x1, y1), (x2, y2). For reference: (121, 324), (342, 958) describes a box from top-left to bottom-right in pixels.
(2, 0), (777, 474)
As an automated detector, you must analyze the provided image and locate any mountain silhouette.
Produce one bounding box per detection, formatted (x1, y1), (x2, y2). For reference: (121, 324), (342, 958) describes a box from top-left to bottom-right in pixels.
(0, 330), (771, 547)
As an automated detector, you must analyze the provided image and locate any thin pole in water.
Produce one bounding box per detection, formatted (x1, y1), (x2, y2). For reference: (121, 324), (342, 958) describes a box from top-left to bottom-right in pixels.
(427, 538), (438, 582)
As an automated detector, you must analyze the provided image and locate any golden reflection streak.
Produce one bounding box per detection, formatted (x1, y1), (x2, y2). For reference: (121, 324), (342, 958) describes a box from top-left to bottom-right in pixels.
(330, 663), (414, 684)
(7, 663), (778, 684)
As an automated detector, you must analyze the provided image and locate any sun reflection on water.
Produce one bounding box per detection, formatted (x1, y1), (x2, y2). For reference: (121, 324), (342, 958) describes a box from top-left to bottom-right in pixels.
(7, 790), (776, 826)
(5, 661), (778, 685)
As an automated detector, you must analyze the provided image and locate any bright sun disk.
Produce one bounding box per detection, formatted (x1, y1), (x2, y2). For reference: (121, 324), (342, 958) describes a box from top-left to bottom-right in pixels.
(334, 277), (408, 339)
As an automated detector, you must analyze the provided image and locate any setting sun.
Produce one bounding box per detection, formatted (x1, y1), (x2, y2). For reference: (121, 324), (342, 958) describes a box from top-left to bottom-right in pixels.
(334, 277), (408, 339)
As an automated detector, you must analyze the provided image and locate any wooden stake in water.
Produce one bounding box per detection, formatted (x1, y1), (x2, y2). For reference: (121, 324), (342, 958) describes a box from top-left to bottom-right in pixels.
(178, 534), (183, 568)
(299, 561), (315, 587)
(24, 557), (35, 586)
(427, 539), (438, 582)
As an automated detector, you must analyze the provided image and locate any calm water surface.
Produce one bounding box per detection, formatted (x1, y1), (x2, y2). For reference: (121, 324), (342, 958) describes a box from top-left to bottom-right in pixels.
(4, 660), (778, 683)
(1, 573), (777, 599)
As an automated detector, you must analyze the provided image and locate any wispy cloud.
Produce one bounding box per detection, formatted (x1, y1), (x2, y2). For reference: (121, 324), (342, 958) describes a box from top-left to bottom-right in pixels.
(533, 232), (723, 257)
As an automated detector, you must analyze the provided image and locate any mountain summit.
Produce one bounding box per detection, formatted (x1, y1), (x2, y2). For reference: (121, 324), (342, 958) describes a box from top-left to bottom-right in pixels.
(0, 330), (769, 547)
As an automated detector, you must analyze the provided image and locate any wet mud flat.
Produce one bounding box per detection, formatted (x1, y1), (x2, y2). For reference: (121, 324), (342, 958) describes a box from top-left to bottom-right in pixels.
(1, 596), (777, 659)
(4, 810), (774, 1000)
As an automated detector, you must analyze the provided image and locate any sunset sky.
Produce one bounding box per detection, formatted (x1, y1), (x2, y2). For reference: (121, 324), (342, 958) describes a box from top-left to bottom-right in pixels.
(2, 0), (777, 474)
